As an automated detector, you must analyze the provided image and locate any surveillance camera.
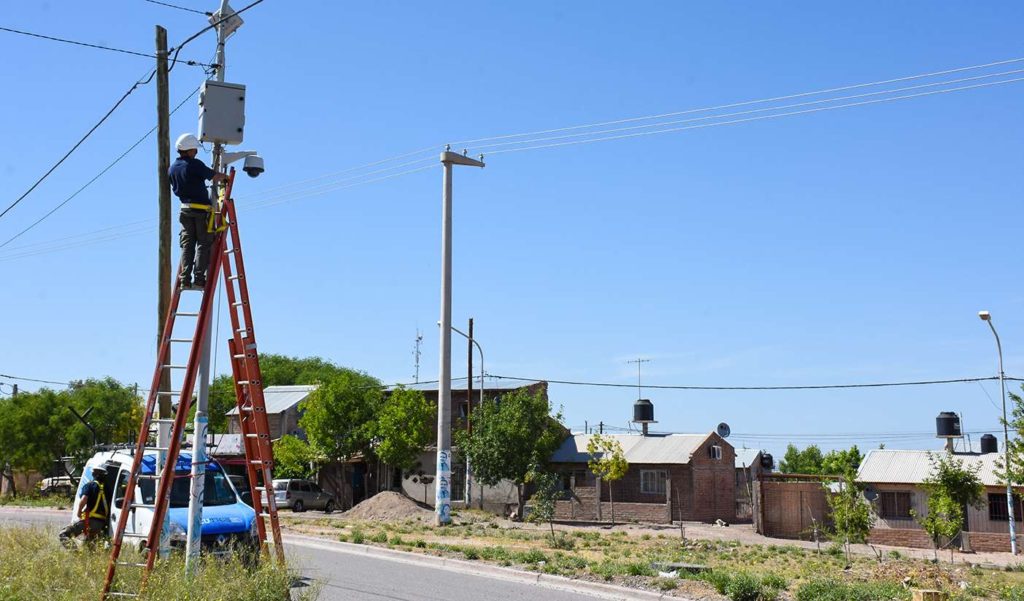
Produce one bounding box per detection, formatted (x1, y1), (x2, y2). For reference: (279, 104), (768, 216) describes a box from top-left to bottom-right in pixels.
(242, 154), (264, 178)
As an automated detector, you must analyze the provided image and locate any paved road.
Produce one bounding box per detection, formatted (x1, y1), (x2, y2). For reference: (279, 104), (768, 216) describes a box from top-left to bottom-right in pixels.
(0, 508), (611, 601)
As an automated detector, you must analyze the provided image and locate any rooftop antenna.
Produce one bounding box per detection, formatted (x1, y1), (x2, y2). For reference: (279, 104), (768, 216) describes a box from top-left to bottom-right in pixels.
(627, 358), (650, 399)
(413, 329), (423, 383)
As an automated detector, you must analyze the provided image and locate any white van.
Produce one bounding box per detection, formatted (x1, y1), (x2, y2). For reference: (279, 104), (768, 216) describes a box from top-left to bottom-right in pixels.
(75, 450), (257, 550)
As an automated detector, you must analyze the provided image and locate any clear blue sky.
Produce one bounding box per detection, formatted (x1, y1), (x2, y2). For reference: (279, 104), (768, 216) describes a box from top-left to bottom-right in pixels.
(1, 2), (1022, 459)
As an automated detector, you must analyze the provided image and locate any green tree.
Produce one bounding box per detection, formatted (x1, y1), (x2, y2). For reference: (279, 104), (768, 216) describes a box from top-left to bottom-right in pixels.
(207, 354), (353, 433)
(997, 387), (1024, 485)
(454, 388), (565, 518)
(820, 445), (864, 476)
(272, 435), (315, 479)
(779, 444), (824, 474)
(0, 378), (141, 496)
(525, 468), (560, 537)
(587, 433), (629, 525)
(299, 369), (382, 463)
(373, 387), (434, 474)
(824, 467), (874, 565)
(914, 452), (984, 561)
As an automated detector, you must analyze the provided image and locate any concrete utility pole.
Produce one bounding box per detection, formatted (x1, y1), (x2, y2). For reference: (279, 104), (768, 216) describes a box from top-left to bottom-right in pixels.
(154, 24), (173, 560)
(435, 149), (484, 526)
(186, 0), (233, 570)
(979, 310), (1017, 555)
(466, 318), (473, 507)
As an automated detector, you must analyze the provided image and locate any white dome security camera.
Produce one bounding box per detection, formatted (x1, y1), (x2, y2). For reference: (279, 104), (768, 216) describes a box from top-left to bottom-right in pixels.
(242, 154), (264, 178)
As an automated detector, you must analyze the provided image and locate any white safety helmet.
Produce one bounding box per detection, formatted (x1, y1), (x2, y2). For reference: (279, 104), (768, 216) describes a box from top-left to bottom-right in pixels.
(175, 133), (201, 152)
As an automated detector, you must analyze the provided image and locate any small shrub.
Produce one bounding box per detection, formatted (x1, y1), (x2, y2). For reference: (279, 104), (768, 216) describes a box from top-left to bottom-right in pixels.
(655, 577), (679, 591)
(412, 539), (427, 548)
(624, 562), (655, 577)
(548, 533), (577, 550)
(591, 561), (620, 581)
(369, 532), (388, 544)
(388, 535), (405, 546)
(795, 578), (910, 601)
(887, 550), (903, 560)
(463, 548), (480, 560)
(702, 570), (732, 594)
(761, 573), (787, 592)
(337, 534), (349, 542)
(515, 549), (548, 565)
(725, 572), (763, 601)
(350, 529), (365, 545)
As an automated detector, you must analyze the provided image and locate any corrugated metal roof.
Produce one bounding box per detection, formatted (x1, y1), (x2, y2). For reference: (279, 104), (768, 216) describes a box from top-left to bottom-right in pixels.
(734, 448), (763, 468)
(226, 385), (317, 415)
(857, 449), (1005, 487)
(550, 433), (715, 465)
(386, 379), (540, 393)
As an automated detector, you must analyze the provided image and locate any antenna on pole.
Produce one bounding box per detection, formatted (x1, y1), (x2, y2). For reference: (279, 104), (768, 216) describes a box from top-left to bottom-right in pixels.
(627, 358), (651, 399)
(413, 329), (423, 383)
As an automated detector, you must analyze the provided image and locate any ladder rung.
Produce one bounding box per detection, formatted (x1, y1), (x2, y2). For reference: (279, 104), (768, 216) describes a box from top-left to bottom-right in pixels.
(117, 561), (148, 567)
(175, 312), (200, 317)
(162, 365), (187, 370)
(225, 248), (239, 254)
(131, 503), (157, 509)
(228, 275), (243, 281)
(150, 418), (177, 424)
(145, 447), (170, 452)
(136, 474), (161, 480)
(168, 338), (193, 343)
(259, 512), (273, 518)
(155, 391), (181, 396)
(122, 532), (148, 538)
(235, 328), (249, 333)
(108, 593), (139, 598)
(245, 433), (267, 438)
(231, 301), (247, 307)
(250, 460), (269, 465)
(232, 354), (247, 359)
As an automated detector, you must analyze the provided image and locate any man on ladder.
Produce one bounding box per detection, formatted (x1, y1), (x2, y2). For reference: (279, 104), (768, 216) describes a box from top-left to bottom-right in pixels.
(170, 133), (227, 290)
(59, 466), (109, 547)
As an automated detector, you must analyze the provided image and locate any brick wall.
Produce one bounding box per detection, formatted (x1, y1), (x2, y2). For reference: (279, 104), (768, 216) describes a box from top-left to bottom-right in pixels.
(966, 532), (1022, 553)
(868, 527), (934, 549)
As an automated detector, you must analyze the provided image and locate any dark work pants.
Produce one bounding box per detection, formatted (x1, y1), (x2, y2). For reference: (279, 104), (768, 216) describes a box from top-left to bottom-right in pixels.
(59, 517), (107, 545)
(179, 209), (213, 285)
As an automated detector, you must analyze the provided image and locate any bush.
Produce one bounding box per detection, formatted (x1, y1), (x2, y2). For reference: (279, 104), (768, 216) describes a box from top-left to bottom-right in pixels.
(796, 579), (910, 601)
(725, 573), (764, 601)
(462, 548), (480, 560)
(624, 562), (655, 577)
(514, 549), (548, 565)
(702, 570), (733, 594)
(412, 539), (427, 548)
(655, 577), (679, 591)
(369, 532), (388, 544)
(548, 533), (576, 550)
(350, 529), (365, 545)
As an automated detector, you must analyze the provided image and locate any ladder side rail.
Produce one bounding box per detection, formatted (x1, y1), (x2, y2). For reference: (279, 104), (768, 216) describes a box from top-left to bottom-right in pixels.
(219, 193), (284, 562)
(101, 284), (186, 599)
(226, 340), (270, 552)
(141, 233), (228, 577)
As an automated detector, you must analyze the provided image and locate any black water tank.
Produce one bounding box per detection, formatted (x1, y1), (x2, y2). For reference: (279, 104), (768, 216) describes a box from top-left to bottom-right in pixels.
(936, 411), (962, 437)
(981, 434), (998, 454)
(633, 398), (655, 422)
(761, 453), (775, 471)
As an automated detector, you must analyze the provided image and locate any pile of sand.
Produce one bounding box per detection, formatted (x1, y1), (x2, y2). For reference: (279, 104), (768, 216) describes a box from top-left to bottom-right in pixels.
(343, 491), (432, 522)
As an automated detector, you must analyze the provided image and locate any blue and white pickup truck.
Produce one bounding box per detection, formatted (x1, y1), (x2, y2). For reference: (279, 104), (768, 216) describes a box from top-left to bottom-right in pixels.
(75, 450), (257, 550)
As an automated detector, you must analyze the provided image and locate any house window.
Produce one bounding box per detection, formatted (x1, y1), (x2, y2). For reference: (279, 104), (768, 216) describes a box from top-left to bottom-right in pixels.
(878, 492), (913, 519)
(989, 493), (1023, 522)
(709, 445), (722, 460)
(640, 470), (667, 495)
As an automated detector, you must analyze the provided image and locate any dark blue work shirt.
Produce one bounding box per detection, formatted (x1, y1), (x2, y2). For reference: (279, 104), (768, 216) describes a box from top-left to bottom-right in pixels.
(168, 156), (216, 206)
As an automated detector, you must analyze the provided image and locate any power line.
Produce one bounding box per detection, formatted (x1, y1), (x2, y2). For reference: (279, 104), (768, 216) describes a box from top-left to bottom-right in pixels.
(449, 56), (1024, 147)
(0, 86), (201, 248)
(486, 77), (1024, 155)
(491, 373), (1023, 391)
(0, 69), (157, 222)
(0, 26), (209, 66)
(0, 373), (71, 387)
(167, 0), (265, 72)
(472, 68), (1024, 152)
(142, 0), (212, 15)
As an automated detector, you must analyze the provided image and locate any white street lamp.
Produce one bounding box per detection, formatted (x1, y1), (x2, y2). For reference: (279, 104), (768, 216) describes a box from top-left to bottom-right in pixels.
(980, 310), (1017, 555)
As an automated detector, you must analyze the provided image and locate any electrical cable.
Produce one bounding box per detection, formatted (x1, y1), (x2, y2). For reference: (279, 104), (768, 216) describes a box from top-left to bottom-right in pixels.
(471, 68), (1024, 152)
(0, 26), (210, 66)
(0, 86), (201, 248)
(448, 56), (1024, 147)
(0, 68), (158, 222)
(0, 373), (70, 387)
(142, 0), (212, 15)
(490, 373), (1022, 391)
(167, 0), (265, 72)
(486, 77), (1024, 155)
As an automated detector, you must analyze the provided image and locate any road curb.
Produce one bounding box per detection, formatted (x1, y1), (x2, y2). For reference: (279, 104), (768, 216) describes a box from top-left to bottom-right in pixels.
(283, 533), (682, 600)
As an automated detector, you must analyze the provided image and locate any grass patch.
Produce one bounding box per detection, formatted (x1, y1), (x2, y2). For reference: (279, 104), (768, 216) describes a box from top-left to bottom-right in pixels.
(0, 526), (313, 601)
(795, 578), (910, 601)
(0, 493), (73, 508)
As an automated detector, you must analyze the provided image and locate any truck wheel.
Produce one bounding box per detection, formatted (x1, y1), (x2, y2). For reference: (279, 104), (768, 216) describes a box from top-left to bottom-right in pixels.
(324, 500), (335, 514)
(293, 500), (304, 513)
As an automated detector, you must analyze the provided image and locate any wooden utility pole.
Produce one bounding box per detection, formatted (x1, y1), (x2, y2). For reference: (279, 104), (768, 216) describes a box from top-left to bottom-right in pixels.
(156, 25), (172, 414)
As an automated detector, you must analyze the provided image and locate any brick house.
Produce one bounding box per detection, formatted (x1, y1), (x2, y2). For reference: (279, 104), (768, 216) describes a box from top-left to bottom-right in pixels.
(858, 448), (1022, 553)
(226, 384), (314, 440)
(549, 432), (736, 524)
